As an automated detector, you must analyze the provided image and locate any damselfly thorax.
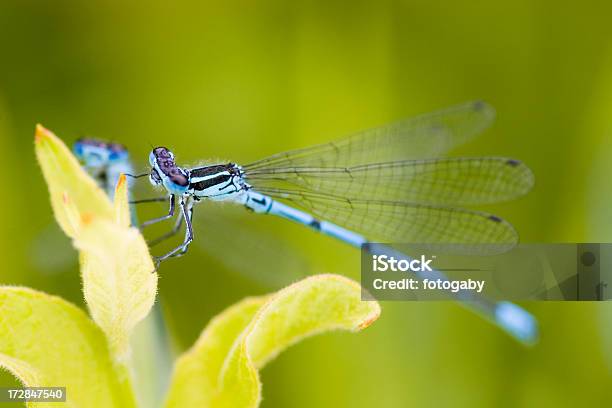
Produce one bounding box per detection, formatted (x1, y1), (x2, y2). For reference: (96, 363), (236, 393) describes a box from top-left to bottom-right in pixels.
(148, 147), (250, 200)
(187, 164), (248, 200)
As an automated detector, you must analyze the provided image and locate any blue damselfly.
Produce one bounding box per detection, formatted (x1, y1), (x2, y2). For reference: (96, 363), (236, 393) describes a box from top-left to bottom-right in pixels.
(136, 101), (538, 343)
(74, 138), (309, 286)
(74, 138), (134, 199)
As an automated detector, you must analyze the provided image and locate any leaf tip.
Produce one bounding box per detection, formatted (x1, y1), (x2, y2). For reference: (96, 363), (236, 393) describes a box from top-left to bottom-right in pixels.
(34, 124), (50, 143)
(356, 305), (381, 330)
(114, 173), (127, 198)
(117, 173), (127, 189)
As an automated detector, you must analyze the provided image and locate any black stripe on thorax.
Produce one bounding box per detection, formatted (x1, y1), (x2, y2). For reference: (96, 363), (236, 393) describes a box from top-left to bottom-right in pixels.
(190, 174), (231, 191)
(190, 165), (233, 178)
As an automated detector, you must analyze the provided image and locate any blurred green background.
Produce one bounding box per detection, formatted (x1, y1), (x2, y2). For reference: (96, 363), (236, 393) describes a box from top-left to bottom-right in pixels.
(1, 0), (612, 406)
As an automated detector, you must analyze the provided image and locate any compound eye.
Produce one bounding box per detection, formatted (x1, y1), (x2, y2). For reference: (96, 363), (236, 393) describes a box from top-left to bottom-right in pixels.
(73, 143), (84, 159)
(149, 168), (162, 185)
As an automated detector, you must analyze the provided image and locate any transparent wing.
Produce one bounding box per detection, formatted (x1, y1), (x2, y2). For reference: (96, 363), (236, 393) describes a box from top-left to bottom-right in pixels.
(246, 157), (533, 206)
(245, 101), (495, 170)
(255, 188), (518, 255)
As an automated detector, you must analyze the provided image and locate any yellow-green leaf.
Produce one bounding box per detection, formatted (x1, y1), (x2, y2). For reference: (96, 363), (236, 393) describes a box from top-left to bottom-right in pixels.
(35, 124), (114, 238)
(164, 297), (267, 407)
(164, 274), (381, 408)
(0, 287), (137, 407)
(75, 216), (157, 361)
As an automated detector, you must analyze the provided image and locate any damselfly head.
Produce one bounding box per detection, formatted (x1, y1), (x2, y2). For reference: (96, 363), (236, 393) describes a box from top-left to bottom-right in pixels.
(74, 138), (129, 167)
(149, 146), (189, 192)
(149, 146), (174, 165)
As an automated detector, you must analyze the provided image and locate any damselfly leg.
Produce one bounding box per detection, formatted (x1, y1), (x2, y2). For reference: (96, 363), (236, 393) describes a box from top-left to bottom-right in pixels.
(130, 196), (168, 204)
(139, 194), (176, 229)
(178, 201), (194, 257)
(148, 211), (184, 247)
(153, 197), (194, 265)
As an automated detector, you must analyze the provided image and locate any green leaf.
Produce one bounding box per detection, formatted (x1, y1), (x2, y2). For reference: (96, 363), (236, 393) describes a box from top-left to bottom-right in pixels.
(164, 274), (381, 408)
(0, 287), (137, 407)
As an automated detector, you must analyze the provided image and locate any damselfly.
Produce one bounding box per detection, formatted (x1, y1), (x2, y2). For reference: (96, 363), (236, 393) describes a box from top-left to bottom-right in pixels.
(74, 138), (310, 286)
(135, 101), (538, 343)
(74, 138), (134, 199)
